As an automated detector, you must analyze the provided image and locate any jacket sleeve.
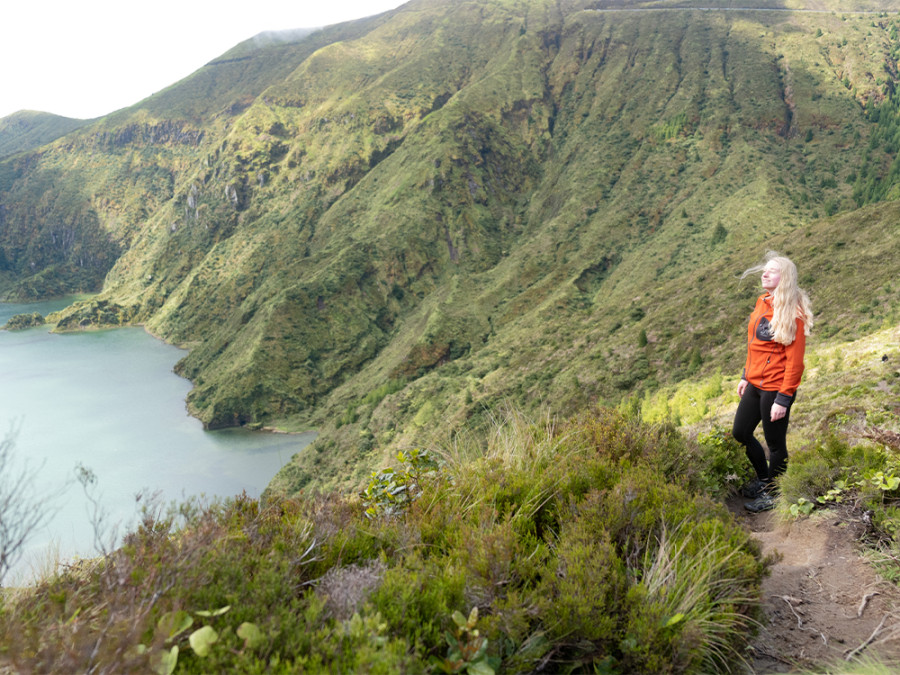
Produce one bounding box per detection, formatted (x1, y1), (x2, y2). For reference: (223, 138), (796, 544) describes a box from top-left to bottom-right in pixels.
(774, 318), (806, 407)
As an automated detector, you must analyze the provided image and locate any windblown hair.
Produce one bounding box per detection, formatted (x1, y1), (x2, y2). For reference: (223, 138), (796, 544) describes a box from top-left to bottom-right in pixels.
(741, 251), (814, 345)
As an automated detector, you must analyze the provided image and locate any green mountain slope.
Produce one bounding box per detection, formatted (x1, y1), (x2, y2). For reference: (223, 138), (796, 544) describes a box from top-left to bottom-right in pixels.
(2, 0), (899, 492)
(0, 111), (91, 160)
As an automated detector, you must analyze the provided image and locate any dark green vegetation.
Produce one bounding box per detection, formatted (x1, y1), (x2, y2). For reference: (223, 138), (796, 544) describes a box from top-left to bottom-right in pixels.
(1, 311), (44, 331)
(0, 410), (768, 673)
(1, 0), (900, 494)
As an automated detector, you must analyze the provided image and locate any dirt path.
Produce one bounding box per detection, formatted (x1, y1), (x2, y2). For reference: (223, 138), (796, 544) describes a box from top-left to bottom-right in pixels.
(728, 498), (900, 673)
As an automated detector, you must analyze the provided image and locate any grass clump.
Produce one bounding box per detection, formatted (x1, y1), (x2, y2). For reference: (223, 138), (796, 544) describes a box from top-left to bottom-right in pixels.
(0, 406), (766, 673)
(777, 425), (900, 583)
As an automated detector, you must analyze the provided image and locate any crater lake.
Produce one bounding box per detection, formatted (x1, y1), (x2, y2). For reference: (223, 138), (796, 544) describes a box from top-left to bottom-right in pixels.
(0, 298), (314, 583)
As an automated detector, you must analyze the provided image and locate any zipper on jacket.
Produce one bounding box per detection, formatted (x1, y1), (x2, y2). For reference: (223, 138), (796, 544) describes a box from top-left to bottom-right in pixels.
(759, 344), (777, 390)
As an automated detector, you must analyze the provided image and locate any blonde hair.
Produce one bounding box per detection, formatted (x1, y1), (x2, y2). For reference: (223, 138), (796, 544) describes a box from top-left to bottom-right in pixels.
(742, 251), (813, 345)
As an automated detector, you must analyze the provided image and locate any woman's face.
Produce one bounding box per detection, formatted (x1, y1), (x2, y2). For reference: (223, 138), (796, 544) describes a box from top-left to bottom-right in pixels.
(761, 260), (782, 292)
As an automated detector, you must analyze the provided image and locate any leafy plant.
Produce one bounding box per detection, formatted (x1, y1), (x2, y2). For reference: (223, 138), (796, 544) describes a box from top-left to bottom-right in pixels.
(780, 432), (900, 578)
(134, 605), (262, 673)
(359, 448), (439, 518)
(431, 608), (499, 675)
(789, 498), (815, 518)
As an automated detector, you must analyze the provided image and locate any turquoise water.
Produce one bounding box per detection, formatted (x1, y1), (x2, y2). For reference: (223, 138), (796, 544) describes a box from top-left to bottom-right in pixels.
(0, 299), (314, 582)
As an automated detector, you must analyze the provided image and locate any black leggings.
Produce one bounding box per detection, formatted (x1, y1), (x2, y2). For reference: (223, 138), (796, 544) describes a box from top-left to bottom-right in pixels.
(731, 382), (791, 486)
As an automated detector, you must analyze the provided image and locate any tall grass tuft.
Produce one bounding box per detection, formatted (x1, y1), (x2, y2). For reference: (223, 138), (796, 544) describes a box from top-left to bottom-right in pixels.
(633, 521), (760, 673)
(434, 401), (568, 474)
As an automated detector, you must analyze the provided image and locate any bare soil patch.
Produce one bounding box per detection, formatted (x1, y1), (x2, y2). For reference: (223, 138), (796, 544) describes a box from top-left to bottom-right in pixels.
(727, 498), (900, 673)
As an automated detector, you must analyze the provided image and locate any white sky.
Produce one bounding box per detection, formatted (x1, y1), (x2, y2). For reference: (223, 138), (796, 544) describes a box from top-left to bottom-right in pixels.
(0, 0), (408, 120)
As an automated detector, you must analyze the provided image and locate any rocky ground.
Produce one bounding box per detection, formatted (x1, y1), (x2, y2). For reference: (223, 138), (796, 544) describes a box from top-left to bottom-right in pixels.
(727, 498), (900, 673)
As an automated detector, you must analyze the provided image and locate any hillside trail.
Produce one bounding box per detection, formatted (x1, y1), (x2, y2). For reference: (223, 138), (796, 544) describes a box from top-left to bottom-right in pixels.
(727, 498), (900, 673)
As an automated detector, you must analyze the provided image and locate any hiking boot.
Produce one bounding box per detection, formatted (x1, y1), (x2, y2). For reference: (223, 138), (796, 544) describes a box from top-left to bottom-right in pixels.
(744, 491), (776, 513)
(740, 478), (767, 499)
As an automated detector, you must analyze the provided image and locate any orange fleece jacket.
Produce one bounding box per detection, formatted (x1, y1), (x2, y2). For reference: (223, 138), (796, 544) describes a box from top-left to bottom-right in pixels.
(742, 293), (806, 407)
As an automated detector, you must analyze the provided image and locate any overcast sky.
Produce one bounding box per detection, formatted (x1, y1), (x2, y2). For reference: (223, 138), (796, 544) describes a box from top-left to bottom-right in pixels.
(0, 0), (408, 120)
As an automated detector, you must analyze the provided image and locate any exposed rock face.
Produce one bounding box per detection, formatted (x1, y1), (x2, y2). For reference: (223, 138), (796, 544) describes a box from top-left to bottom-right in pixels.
(86, 121), (205, 149)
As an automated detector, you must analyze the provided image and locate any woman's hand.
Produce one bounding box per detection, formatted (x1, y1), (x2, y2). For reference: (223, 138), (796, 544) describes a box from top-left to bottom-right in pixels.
(771, 402), (787, 422)
(737, 379), (748, 397)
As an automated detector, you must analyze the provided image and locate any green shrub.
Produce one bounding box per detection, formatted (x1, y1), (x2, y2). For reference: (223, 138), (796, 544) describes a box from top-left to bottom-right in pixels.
(536, 521), (625, 648)
(367, 556), (467, 655)
(779, 436), (885, 507)
(871, 504), (900, 546)
(694, 429), (753, 499)
(566, 408), (692, 483)
(360, 448), (440, 518)
(452, 514), (541, 610)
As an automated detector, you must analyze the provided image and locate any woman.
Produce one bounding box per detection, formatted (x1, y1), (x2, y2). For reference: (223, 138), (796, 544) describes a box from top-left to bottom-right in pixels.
(733, 251), (813, 512)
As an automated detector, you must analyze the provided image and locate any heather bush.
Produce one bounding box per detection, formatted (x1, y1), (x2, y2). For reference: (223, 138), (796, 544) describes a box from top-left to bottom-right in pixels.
(564, 408), (742, 499)
(534, 520), (625, 648)
(694, 429), (754, 499)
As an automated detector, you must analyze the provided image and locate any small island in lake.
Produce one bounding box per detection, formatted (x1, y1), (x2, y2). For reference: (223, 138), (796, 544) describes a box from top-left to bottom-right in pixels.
(2, 312), (45, 331)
